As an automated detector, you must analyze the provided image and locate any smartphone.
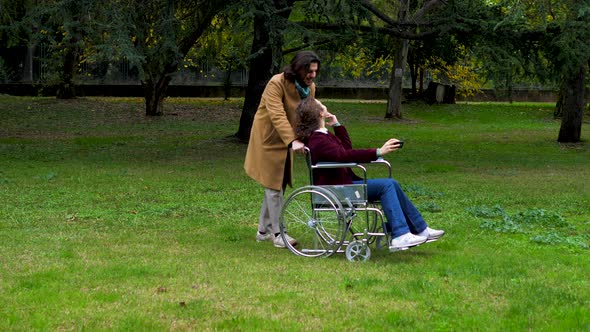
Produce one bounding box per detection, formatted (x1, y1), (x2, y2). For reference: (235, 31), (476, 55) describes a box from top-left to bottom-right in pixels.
(396, 141), (405, 148)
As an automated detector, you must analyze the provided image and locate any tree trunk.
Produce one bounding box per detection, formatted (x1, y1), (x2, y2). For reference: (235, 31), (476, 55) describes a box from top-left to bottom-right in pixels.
(385, 0), (409, 119)
(138, 1), (233, 117)
(143, 74), (172, 116)
(56, 46), (79, 99)
(23, 44), (35, 82)
(410, 62), (418, 97)
(419, 67), (424, 95)
(235, 0), (292, 142)
(505, 75), (513, 104)
(554, 84), (564, 118)
(223, 65), (232, 101)
(408, 50), (418, 97)
(385, 38), (409, 119)
(235, 20), (275, 141)
(557, 64), (586, 143)
(56, 33), (81, 99)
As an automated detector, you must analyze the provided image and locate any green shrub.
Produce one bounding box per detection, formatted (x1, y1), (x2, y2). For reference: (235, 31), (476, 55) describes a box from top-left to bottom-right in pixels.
(468, 205), (587, 248)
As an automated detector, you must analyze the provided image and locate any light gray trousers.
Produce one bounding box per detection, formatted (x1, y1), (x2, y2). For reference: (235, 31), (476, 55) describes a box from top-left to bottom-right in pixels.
(258, 187), (284, 235)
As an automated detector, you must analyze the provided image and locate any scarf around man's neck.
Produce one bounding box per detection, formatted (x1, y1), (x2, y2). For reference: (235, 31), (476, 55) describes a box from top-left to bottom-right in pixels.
(294, 79), (310, 99)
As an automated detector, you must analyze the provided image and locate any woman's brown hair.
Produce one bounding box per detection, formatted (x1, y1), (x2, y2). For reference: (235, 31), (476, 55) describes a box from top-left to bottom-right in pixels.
(295, 97), (323, 143)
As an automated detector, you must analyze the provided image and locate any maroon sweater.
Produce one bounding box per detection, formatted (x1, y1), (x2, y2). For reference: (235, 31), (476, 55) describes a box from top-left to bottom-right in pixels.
(307, 125), (378, 185)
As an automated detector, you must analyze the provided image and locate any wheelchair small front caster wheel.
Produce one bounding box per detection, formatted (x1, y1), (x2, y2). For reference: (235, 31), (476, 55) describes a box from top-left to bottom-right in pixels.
(345, 240), (371, 262)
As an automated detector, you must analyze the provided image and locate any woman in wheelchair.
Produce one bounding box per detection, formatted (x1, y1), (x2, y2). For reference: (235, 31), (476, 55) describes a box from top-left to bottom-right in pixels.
(295, 97), (445, 250)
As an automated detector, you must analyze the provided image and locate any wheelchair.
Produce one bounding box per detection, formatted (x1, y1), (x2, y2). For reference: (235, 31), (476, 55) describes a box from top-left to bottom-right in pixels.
(278, 147), (393, 261)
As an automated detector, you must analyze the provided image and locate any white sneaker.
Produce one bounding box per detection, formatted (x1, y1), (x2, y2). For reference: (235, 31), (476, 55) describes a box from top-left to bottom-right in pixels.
(273, 233), (298, 248)
(417, 227), (445, 242)
(389, 232), (427, 250)
(256, 232), (275, 242)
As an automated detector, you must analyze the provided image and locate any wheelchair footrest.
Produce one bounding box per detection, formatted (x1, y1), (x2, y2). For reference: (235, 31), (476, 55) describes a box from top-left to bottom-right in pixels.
(351, 232), (386, 238)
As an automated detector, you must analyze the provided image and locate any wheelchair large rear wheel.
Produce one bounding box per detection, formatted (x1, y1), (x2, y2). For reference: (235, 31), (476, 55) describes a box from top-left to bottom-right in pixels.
(279, 186), (347, 258)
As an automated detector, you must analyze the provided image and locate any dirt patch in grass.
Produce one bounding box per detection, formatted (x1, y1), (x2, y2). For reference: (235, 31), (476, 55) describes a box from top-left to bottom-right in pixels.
(0, 97), (243, 139)
(160, 101), (242, 122)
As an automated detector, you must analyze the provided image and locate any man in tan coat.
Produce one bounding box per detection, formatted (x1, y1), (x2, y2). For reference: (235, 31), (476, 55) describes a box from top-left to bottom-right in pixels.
(244, 51), (320, 248)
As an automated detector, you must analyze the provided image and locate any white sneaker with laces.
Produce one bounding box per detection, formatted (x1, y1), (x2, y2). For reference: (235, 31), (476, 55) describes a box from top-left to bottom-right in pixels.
(256, 232), (275, 242)
(273, 233), (297, 248)
(389, 232), (427, 251)
(417, 227), (445, 242)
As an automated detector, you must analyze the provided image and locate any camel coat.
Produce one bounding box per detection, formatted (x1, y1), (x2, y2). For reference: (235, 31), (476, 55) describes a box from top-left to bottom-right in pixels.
(244, 73), (316, 190)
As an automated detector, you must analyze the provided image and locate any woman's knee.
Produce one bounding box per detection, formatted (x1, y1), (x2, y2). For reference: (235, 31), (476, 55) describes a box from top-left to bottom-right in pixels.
(384, 178), (399, 189)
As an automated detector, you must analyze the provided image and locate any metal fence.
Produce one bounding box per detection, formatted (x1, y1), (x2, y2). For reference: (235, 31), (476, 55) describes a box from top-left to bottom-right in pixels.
(2, 43), (394, 88)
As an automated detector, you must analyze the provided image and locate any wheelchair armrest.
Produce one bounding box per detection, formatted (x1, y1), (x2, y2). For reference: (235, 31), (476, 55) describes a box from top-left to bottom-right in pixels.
(372, 157), (389, 164)
(370, 158), (392, 178)
(312, 162), (359, 169)
(312, 162), (367, 176)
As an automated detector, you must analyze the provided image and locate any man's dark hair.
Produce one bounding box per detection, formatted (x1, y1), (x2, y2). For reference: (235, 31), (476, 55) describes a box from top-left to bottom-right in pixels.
(283, 51), (320, 83)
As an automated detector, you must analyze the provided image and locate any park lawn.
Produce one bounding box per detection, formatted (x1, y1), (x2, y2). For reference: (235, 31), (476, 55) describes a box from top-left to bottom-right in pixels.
(0, 95), (588, 331)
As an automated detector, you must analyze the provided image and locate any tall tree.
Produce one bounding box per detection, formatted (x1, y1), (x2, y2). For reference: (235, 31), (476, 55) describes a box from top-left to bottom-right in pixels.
(358, 0), (450, 118)
(557, 64), (587, 142)
(52, 0), (89, 98)
(235, 0), (296, 142)
(295, 0), (452, 118)
(112, 0), (237, 116)
(234, 0), (381, 141)
(0, 0), (31, 82)
(386, 0), (409, 118)
(8, 0), (99, 98)
(486, 0), (590, 142)
(550, 2), (590, 142)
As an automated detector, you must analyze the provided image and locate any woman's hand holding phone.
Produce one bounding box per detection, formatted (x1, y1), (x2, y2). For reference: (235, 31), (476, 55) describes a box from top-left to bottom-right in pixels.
(379, 139), (404, 155)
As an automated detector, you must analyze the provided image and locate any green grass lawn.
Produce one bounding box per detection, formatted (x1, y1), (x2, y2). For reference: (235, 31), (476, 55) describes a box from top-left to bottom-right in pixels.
(1, 95), (589, 331)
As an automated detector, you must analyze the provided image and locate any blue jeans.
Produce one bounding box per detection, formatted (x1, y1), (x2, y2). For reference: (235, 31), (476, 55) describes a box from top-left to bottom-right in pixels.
(353, 178), (427, 238)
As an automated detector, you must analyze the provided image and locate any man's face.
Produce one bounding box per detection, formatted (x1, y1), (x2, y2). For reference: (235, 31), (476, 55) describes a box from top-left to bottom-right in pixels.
(300, 62), (319, 86)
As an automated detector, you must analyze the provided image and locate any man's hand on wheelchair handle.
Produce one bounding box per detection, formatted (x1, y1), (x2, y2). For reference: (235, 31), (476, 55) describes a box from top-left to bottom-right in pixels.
(291, 139), (307, 154)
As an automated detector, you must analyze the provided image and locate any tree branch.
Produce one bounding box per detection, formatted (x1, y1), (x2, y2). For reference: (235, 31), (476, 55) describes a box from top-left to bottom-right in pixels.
(282, 38), (338, 55)
(359, 0), (449, 29)
(359, 0), (397, 27)
(413, 0), (448, 20)
(298, 21), (441, 40)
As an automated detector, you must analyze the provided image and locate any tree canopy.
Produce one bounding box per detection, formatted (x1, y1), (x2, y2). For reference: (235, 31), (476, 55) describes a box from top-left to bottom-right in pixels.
(1, 0), (588, 141)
